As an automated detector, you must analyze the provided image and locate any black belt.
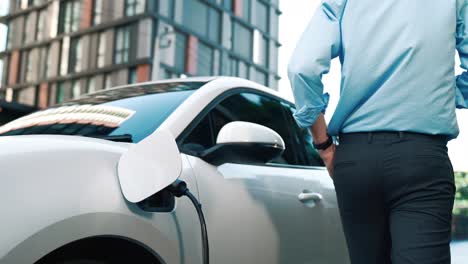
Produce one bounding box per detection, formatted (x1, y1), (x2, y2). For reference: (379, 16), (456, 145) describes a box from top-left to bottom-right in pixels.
(337, 131), (449, 144)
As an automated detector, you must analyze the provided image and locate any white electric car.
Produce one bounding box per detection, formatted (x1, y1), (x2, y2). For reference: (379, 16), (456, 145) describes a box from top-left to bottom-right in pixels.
(0, 77), (349, 264)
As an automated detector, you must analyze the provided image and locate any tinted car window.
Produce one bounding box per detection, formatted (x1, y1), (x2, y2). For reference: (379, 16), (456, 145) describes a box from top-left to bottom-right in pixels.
(284, 105), (325, 167)
(0, 82), (204, 143)
(182, 92), (303, 165)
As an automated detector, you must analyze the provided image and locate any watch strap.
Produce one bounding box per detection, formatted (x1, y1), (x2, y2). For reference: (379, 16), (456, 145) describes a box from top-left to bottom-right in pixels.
(313, 135), (333, 150)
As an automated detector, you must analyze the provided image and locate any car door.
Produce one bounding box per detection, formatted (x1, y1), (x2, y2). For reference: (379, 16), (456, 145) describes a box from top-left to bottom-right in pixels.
(281, 104), (350, 264)
(178, 90), (331, 263)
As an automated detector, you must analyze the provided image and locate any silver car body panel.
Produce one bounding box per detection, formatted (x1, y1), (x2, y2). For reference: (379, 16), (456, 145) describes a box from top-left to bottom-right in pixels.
(0, 77), (349, 263)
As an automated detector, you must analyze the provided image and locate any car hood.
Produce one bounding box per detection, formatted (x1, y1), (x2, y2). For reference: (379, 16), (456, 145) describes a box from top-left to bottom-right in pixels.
(0, 134), (130, 155)
(0, 135), (130, 258)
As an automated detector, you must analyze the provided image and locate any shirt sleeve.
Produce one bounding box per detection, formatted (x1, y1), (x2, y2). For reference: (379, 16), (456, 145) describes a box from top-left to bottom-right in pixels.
(287, 0), (346, 128)
(456, 0), (468, 109)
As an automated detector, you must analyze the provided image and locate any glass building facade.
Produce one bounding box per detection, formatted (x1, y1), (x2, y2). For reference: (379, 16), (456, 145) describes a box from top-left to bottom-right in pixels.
(0, 0), (281, 108)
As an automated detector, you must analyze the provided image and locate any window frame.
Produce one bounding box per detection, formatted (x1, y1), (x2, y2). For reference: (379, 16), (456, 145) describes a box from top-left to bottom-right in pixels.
(71, 79), (81, 99)
(232, 21), (253, 60)
(177, 87), (321, 169)
(92, 0), (102, 25)
(97, 31), (106, 68)
(114, 25), (131, 64)
(25, 49), (34, 82)
(68, 36), (82, 73)
(59, 0), (81, 34)
(125, 0), (146, 16)
(36, 8), (47, 41)
(22, 12), (31, 44)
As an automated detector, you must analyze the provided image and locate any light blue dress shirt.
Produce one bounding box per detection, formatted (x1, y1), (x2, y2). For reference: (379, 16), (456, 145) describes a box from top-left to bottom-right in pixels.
(288, 0), (468, 140)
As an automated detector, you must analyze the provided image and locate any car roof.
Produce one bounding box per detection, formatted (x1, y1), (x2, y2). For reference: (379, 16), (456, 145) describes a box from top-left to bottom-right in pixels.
(92, 76), (291, 104)
(100, 76), (220, 91)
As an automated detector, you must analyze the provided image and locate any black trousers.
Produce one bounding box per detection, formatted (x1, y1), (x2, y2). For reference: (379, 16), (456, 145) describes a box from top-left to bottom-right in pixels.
(333, 131), (456, 264)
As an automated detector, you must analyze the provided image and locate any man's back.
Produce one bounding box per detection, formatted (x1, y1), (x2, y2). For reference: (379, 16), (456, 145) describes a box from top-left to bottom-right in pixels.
(288, 0), (468, 139)
(287, 1), (466, 263)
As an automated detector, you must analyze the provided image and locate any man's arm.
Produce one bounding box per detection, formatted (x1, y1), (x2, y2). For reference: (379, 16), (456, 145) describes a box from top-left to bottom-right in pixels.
(456, 0), (468, 108)
(310, 114), (329, 145)
(287, 0), (347, 176)
(287, 0), (346, 139)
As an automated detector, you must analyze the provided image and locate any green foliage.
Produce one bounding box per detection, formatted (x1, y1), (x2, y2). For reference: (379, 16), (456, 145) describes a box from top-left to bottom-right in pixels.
(454, 171), (468, 216)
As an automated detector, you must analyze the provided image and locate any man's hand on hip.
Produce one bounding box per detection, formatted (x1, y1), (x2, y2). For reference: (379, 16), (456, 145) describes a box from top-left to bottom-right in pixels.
(319, 143), (336, 178)
(308, 113), (336, 178)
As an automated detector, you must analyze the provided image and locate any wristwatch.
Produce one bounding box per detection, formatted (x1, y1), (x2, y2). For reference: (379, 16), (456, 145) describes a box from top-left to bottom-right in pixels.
(313, 134), (334, 150)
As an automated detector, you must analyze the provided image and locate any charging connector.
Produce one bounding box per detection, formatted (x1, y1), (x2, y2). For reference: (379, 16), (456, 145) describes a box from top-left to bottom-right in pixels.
(166, 180), (209, 264)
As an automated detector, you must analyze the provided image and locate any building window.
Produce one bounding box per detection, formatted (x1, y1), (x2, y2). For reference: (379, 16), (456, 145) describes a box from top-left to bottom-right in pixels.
(72, 80), (81, 98)
(223, 0), (233, 10)
(36, 9), (47, 41)
(242, 0), (251, 22)
(104, 73), (112, 89)
(69, 37), (82, 73)
(197, 42), (214, 76)
(16, 86), (36, 106)
(159, 0), (174, 18)
(97, 32), (106, 68)
(59, 0), (81, 33)
(183, 0), (208, 36)
(253, 68), (267, 86)
(93, 0), (102, 25)
(33, 0), (45, 6)
(0, 23), (6, 52)
(221, 54), (233, 76)
(271, 9), (279, 39)
(60, 37), (70, 76)
(6, 21), (13, 50)
(232, 22), (253, 59)
(270, 43), (278, 72)
(255, 0), (269, 32)
(174, 32), (187, 72)
(237, 59), (249, 78)
(40, 46), (49, 79)
(125, 0), (145, 16)
(56, 82), (64, 103)
(5, 88), (13, 102)
(228, 56), (249, 78)
(129, 67), (137, 84)
(253, 30), (268, 67)
(87, 76), (96, 93)
(23, 13), (32, 44)
(182, 0), (220, 42)
(115, 26), (131, 64)
(25, 50), (34, 82)
(208, 8), (221, 42)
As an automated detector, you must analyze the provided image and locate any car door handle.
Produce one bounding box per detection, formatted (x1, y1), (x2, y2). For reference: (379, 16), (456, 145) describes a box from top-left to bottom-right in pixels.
(298, 192), (323, 203)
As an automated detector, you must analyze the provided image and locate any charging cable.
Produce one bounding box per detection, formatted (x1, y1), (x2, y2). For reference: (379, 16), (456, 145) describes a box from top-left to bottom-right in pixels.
(167, 180), (209, 264)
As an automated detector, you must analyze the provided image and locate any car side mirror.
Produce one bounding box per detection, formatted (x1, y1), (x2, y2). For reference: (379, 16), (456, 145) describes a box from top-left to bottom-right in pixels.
(200, 121), (285, 166)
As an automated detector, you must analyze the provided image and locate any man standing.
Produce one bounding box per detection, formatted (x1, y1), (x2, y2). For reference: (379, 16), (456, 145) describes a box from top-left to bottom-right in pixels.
(288, 0), (468, 263)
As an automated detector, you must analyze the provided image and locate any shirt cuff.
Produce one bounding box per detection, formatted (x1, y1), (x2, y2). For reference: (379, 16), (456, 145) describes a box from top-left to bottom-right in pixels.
(293, 93), (330, 128)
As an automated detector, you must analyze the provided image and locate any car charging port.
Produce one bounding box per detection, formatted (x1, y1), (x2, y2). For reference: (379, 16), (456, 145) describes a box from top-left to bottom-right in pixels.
(166, 180), (209, 264)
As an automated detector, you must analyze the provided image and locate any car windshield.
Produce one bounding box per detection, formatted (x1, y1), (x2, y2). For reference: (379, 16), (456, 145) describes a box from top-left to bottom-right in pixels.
(0, 82), (205, 143)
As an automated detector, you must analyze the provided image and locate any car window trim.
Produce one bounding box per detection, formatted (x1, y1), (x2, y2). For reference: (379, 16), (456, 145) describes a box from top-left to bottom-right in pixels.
(177, 88), (300, 163)
(177, 87), (327, 170)
(177, 87), (292, 147)
(281, 102), (316, 166)
(278, 102), (308, 165)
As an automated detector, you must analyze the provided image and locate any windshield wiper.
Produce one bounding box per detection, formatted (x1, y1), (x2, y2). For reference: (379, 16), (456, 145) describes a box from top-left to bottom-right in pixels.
(89, 134), (134, 143)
